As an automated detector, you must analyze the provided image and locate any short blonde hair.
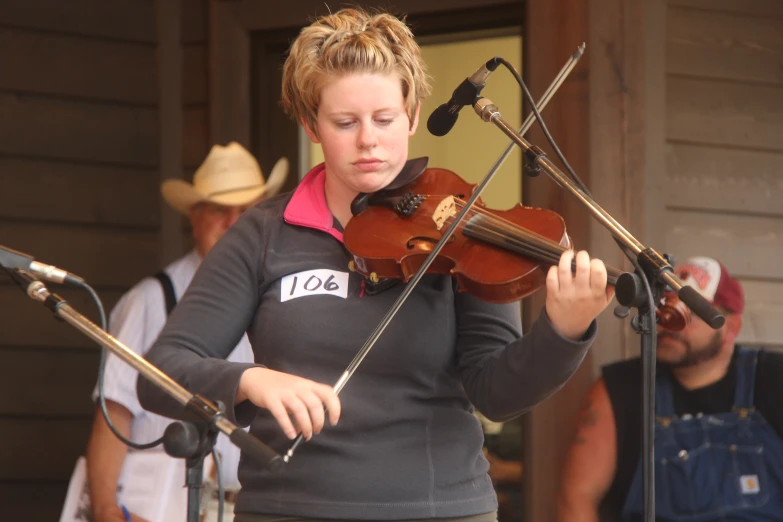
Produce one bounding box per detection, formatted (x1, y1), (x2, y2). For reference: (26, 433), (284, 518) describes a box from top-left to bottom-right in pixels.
(281, 7), (432, 135)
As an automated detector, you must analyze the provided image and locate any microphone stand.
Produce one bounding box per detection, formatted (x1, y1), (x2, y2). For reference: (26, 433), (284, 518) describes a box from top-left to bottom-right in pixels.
(0, 267), (283, 522)
(471, 97), (725, 522)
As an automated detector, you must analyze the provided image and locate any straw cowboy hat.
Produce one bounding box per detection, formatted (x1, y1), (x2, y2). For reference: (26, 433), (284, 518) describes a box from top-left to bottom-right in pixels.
(161, 141), (289, 215)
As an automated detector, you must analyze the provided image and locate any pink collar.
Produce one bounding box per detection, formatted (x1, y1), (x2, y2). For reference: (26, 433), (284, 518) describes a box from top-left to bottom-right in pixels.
(283, 164), (343, 242)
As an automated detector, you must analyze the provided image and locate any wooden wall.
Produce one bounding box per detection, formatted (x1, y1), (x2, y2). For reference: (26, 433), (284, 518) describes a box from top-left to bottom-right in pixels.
(0, 1), (162, 519)
(658, 0), (783, 349)
(522, 2), (593, 521)
(165, 0), (211, 259)
(181, 1), (210, 183)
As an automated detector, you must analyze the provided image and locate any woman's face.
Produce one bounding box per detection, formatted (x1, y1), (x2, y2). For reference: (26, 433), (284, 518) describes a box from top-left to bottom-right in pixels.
(305, 72), (419, 196)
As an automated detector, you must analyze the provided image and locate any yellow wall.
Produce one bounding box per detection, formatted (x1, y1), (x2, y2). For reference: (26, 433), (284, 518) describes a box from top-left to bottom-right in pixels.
(309, 34), (523, 210)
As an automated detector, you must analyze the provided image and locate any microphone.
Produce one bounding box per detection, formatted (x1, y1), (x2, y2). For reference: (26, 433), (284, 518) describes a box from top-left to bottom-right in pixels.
(427, 57), (501, 137)
(0, 245), (85, 285)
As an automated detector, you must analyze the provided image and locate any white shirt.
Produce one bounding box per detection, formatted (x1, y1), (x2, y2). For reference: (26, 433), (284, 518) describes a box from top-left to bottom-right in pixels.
(92, 249), (253, 488)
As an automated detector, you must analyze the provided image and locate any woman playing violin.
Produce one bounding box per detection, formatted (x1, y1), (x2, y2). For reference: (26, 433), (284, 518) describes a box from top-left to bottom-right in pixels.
(138, 7), (614, 522)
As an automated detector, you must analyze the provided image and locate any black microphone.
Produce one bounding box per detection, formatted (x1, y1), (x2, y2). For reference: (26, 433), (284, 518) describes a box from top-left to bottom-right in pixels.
(0, 245), (85, 285)
(427, 57), (501, 137)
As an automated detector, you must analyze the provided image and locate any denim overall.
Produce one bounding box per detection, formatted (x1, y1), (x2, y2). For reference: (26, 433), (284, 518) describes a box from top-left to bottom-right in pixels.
(622, 349), (783, 521)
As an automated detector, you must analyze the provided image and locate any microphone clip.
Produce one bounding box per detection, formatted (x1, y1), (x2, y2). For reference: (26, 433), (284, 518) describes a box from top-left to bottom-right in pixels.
(523, 143), (547, 178)
(452, 57), (501, 107)
(450, 78), (484, 107)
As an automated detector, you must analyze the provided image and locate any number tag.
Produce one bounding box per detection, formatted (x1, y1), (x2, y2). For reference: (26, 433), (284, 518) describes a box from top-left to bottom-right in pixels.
(280, 269), (349, 302)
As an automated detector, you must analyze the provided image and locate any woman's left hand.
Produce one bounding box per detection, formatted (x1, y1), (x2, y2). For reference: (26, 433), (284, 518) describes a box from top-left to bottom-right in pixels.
(545, 250), (615, 341)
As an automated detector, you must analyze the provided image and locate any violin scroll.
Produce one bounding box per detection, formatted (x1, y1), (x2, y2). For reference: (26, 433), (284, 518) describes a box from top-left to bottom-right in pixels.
(656, 293), (691, 332)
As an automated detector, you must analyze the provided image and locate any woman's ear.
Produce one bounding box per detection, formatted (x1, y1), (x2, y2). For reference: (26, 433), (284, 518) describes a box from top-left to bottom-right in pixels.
(408, 103), (421, 136)
(302, 119), (320, 144)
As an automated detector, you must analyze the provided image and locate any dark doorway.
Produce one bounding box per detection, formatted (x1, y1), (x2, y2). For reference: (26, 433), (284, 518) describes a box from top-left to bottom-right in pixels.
(250, 27), (301, 194)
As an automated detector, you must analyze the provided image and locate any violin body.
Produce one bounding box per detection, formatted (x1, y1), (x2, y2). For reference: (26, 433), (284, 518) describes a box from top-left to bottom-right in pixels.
(343, 168), (569, 303)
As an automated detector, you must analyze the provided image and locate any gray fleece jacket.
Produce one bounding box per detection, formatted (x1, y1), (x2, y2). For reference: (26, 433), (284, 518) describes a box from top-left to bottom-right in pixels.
(137, 164), (595, 520)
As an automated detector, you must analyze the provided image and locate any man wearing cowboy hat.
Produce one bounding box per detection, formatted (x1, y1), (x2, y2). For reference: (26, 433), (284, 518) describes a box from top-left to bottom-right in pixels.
(83, 143), (288, 522)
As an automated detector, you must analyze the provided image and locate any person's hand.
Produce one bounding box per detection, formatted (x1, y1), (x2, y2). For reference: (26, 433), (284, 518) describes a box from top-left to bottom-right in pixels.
(93, 504), (149, 522)
(545, 250), (615, 341)
(237, 367), (341, 440)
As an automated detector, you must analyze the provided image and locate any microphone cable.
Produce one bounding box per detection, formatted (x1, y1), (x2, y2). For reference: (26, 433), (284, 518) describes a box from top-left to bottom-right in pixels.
(90, 279), (226, 522)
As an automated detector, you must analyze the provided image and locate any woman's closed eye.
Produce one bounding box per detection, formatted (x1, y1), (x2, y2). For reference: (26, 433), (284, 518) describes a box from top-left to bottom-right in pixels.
(332, 115), (397, 129)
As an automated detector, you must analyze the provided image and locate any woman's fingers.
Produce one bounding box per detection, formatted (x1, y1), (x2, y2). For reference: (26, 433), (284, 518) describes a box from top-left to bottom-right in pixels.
(298, 388), (327, 437)
(573, 250), (591, 287)
(312, 382), (342, 426)
(285, 394), (315, 440)
(558, 249), (575, 288)
(265, 396), (298, 439)
(240, 368), (341, 439)
(589, 257), (608, 296)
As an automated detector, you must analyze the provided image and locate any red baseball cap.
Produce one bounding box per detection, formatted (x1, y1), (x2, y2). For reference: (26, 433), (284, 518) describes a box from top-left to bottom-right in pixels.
(674, 257), (744, 315)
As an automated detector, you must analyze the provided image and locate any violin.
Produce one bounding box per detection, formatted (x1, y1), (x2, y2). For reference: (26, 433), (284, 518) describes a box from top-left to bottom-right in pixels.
(343, 165), (690, 329)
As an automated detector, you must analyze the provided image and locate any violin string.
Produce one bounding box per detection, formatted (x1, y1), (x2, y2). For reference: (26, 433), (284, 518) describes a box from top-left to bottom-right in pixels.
(436, 198), (623, 285)
(452, 199), (567, 251)
(447, 199), (568, 257)
(476, 228), (562, 266)
(464, 220), (563, 266)
(443, 207), (623, 284)
(471, 215), (565, 258)
(440, 212), (560, 264)
(438, 206), (563, 266)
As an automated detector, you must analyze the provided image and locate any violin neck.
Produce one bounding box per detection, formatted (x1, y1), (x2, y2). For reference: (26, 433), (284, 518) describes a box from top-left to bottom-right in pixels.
(461, 214), (621, 286)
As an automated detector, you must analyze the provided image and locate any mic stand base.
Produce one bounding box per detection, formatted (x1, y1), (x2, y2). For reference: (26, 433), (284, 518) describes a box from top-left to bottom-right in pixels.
(163, 414), (222, 522)
(187, 457), (205, 522)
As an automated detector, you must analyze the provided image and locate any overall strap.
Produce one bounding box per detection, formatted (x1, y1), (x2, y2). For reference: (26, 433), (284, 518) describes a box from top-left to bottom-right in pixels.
(733, 346), (758, 411)
(655, 366), (676, 419)
(153, 271), (178, 315)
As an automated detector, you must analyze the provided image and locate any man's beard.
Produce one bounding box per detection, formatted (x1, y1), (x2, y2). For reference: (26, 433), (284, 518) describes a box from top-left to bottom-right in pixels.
(659, 329), (724, 368)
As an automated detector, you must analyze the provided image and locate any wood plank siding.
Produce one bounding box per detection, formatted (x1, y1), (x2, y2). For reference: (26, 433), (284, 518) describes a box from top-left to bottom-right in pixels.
(664, 0), (783, 348)
(0, 1), (162, 517)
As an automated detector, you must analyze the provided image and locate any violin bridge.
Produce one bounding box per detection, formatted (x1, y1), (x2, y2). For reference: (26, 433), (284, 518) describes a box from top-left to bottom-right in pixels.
(433, 196), (457, 230)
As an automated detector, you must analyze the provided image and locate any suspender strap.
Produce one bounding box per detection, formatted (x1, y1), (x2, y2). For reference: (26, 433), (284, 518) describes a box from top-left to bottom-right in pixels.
(733, 346), (758, 411)
(153, 271), (177, 315)
(655, 368), (676, 419)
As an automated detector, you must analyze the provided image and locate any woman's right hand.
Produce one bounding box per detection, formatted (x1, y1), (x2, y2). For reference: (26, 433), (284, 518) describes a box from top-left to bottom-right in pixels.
(236, 367), (341, 440)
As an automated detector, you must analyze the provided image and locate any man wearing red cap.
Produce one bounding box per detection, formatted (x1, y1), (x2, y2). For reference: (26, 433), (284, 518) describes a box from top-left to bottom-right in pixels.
(557, 256), (783, 522)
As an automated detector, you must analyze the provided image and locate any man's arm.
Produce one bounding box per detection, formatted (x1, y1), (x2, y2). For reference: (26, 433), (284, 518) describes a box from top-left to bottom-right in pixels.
(557, 378), (618, 522)
(485, 452), (523, 485)
(85, 401), (148, 522)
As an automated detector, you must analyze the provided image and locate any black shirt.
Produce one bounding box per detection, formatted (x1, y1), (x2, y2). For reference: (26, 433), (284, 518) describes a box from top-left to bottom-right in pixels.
(600, 347), (783, 522)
